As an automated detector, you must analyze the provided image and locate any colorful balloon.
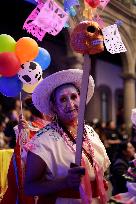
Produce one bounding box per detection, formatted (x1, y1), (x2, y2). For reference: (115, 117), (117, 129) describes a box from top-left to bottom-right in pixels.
(34, 47), (51, 70)
(0, 75), (23, 97)
(85, 0), (100, 8)
(0, 34), (16, 53)
(24, 0), (37, 5)
(18, 61), (43, 85)
(15, 37), (39, 64)
(69, 7), (77, 17)
(22, 79), (42, 93)
(0, 52), (21, 77)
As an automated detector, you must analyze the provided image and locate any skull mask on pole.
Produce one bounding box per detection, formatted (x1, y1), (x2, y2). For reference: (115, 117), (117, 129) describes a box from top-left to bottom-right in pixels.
(70, 20), (104, 55)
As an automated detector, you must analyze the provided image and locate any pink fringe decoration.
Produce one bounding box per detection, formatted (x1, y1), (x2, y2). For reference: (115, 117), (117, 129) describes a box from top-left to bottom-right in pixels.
(99, 0), (110, 8)
(23, 2), (45, 41)
(23, 0), (69, 41)
(93, 14), (105, 29)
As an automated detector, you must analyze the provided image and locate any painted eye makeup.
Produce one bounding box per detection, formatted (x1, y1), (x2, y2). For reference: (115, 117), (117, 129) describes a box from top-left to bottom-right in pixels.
(60, 96), (66, 103)
(71, 93), (77, 100)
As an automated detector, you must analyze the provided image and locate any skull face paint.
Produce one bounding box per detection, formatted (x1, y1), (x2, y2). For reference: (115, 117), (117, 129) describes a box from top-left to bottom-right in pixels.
(70, 21), (104, 55)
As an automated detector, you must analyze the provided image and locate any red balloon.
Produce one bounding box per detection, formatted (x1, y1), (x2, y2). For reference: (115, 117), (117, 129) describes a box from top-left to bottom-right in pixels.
(0, 52), (21, 77)
(85, 0), (100, 8)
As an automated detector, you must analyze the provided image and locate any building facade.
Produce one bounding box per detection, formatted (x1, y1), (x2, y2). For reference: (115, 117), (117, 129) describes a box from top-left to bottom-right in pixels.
(52, 0), (136, 130)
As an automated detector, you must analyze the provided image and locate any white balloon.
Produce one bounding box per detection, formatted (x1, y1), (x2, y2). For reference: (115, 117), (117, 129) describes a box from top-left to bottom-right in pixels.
(18, 61), (43, 85)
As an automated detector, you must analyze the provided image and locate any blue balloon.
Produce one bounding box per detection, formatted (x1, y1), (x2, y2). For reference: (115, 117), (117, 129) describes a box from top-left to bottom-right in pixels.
(34, 47), (51, 70)
(24, 0), (37, 5)
(69, 7), (77, 17)
(0, 75), (23, 97)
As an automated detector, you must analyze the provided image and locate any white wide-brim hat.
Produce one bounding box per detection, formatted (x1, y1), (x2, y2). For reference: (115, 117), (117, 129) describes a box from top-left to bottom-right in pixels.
(32, 69), (95, 115)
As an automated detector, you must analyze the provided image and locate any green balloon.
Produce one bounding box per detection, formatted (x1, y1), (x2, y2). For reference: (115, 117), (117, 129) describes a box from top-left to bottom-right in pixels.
(0, 34), (16, 52)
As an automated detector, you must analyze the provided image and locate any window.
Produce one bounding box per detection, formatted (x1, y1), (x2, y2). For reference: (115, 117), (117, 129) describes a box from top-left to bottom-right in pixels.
(98, 85), (111, 122)
(101, 91), (108, 122)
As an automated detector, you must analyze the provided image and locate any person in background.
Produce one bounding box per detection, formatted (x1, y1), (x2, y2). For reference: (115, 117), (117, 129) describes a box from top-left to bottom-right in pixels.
(3, 98), (22, 149)
(24, 68), (110, 204)
(130, 107), (136, 151)
(110, 159), (136, 204)
(93, 120), (109, 148)
(4, 110), (19, 148)
(105, 120), (121, 163)
(14, 96), (50, 142)
(14, 99), (21, 116)
(0, 114), (8, 149)
(110, 141), (136, 195)
(118, 123), (129, 141)
(131, 124), (136, 150)
(1, 96), (50, 204)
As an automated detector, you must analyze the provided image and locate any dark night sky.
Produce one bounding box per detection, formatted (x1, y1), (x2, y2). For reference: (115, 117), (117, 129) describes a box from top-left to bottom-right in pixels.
(0, 0), (122, 112)
(0, 0), (67, 111)
(0, 0), (122, 66)
(0, 0), (35, 39)
(0, 0), (66, 45)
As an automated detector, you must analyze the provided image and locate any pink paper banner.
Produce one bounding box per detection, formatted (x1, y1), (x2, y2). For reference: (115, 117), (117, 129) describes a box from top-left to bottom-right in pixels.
(99, 0), (110, 8)
(23, 0), (69, 41)
(33, 0), (69, 36)
(93, 14), (105, 29)
(23, 2), (46, 41)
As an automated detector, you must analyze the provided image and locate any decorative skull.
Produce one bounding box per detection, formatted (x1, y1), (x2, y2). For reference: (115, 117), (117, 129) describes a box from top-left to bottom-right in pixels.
(70, 20), (104, 55)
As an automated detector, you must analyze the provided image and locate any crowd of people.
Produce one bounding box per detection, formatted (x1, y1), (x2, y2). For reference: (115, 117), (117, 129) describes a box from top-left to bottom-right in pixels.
(0, 69), (136, 203)
(89, 119), (136, 202)
(1, 99), (135, 153)
(0, 97), (136, 201)
(0, 98), (20, 149)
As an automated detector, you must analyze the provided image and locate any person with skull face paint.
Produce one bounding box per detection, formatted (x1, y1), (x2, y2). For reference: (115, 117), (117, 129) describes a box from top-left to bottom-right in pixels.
(24, 69), (110, 204)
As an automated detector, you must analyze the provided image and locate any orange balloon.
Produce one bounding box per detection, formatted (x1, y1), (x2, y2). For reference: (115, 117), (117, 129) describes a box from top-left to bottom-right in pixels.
(15, 37), (39, 64)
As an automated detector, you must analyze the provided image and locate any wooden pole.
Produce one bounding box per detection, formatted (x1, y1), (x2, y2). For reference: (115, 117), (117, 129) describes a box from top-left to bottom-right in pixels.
(75, 54), (91, 165)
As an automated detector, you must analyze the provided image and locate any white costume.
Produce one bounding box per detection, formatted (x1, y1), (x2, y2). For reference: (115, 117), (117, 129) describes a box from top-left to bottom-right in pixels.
(26, 68), (110, 204)
(25, 123), (110, 204)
